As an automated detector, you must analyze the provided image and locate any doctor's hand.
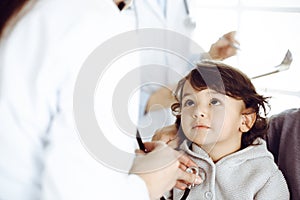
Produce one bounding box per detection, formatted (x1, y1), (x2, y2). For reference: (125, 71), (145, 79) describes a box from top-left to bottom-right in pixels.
(152, 124), (180, 149)
(208, 31), (240, 60)
(130, 141), (202, 200)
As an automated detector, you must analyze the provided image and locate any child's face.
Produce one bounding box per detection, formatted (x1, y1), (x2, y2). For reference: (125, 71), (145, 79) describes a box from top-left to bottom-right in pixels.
(180, 81), (246, 151)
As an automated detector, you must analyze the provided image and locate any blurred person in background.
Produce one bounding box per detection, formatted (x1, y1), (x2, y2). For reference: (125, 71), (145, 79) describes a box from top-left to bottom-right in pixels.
(126, 0), (239, 136)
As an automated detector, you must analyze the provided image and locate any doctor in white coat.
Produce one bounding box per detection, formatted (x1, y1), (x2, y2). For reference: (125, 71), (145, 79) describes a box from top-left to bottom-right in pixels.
(0, 0), (201, 199)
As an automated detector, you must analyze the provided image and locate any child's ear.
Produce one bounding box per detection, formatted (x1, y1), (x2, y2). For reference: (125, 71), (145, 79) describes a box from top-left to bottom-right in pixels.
(240, 108), (257, 132)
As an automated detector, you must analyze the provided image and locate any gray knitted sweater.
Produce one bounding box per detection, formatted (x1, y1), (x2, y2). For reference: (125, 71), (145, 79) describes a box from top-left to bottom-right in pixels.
(173, 139), (289, 200)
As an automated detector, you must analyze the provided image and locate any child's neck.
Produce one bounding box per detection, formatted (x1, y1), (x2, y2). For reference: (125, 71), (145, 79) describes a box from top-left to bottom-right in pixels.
(199, 139), (242, 163)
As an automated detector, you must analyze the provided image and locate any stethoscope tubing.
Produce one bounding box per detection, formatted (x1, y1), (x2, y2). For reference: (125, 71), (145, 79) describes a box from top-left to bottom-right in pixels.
(183, 0), (190, 15)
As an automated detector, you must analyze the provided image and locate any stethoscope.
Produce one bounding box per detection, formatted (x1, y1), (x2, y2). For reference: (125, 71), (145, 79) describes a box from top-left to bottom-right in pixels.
(160, 166), (206, 200)
(131, 0), (196, 30)
(183, 0), (197, 29)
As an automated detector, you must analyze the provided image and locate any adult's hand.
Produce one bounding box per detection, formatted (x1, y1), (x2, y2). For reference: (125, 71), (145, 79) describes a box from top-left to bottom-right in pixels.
(208, 31), (239, 60)
(152, 124), (179, 149)
(130, 141), (202, 200)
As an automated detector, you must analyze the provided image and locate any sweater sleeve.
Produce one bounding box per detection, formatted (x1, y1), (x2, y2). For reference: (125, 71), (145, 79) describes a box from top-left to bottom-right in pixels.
(254, 169), (289, 200)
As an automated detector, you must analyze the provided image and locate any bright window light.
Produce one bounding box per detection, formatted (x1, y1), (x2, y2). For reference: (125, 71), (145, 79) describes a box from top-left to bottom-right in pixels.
(191, 0), (300, 115)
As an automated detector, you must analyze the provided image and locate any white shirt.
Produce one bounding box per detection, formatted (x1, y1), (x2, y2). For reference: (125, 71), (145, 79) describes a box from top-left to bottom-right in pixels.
(0, 0), (148, 199)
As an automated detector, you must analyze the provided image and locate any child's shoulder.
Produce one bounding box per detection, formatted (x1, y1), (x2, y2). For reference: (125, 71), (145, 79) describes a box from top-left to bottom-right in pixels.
(240, 138), (280, 175)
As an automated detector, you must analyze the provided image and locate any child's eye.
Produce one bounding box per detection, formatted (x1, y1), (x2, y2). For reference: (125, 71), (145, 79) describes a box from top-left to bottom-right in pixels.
(183, 99), (195, 107)
(210, 98), (221, 105)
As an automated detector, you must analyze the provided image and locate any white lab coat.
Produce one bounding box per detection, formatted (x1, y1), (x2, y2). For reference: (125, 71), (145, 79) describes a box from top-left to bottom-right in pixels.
(132, 0), (198, 87)
(125, 0), (205, 137)
(133, 0), (194, 33)
(0, 0), (148, 199)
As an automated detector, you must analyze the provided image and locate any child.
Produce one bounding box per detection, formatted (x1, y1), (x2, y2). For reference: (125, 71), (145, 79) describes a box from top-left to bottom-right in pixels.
(169, 61), (289, 199)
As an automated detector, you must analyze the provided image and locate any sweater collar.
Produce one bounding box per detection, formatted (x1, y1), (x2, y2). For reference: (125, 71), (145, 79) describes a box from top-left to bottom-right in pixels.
(180, 138), (274, 165)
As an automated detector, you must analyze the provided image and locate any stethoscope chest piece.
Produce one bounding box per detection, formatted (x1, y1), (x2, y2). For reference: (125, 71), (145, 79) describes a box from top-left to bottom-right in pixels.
(186, 166), (205, 187)
(184, 15), (196, 29)
(183, 0), (196, 29)
(178, 166), (205, 200)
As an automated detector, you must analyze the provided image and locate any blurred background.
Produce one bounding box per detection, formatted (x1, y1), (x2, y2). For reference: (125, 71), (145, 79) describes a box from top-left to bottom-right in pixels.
(190, 0), (300, 116)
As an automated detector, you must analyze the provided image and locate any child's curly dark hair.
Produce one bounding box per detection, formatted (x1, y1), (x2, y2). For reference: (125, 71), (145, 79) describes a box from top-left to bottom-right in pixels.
(171, 61), (270, 149)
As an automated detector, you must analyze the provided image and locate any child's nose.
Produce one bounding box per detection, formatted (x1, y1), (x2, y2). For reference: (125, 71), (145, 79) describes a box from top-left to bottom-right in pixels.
(192, 107), (206, 119)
